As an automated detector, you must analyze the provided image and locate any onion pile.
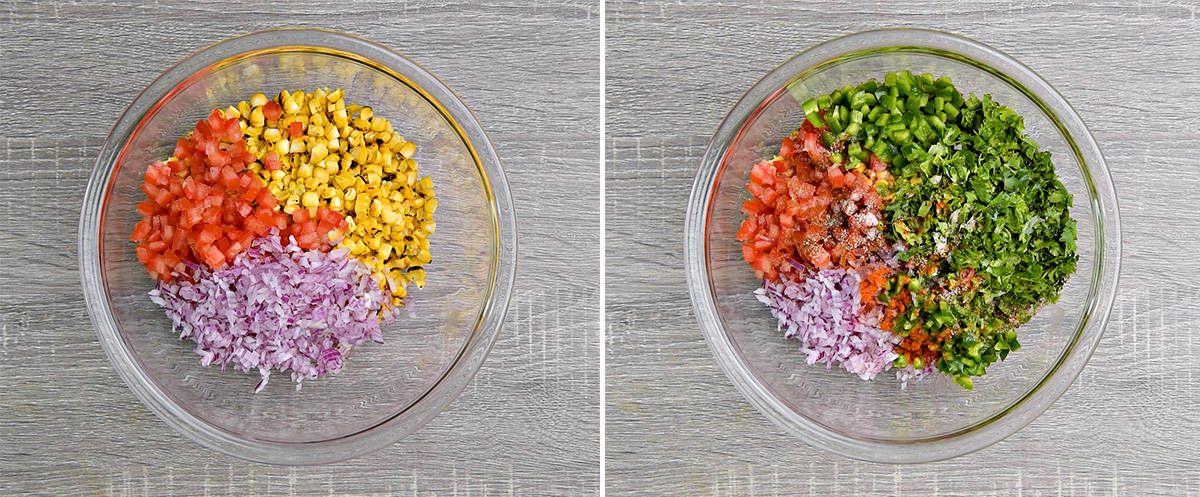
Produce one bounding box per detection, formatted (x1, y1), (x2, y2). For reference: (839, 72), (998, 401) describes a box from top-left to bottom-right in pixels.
(150, 230), (391, 392)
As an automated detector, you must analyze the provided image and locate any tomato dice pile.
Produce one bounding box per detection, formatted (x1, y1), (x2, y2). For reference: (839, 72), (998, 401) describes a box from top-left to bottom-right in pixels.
(129, 110), (347, 282)
(735, 119), (888, 282)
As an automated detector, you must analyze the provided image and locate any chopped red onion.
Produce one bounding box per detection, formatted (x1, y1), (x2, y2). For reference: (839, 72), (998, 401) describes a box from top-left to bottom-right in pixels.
(149, 230), (392, 392)
(755, 269), (899, 381)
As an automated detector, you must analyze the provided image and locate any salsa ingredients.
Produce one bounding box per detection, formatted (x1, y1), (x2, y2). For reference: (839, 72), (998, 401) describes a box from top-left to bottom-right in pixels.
(739, 71), (1077, 389)
(132, 89), (437, 391)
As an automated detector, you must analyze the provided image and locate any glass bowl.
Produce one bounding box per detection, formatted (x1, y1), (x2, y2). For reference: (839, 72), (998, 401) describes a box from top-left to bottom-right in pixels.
(79, 29), (517, 465)
(684, 29), (1119, 463)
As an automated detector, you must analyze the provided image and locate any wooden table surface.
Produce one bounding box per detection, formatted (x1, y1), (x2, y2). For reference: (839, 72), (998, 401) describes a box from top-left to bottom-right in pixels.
(0, 1), (599, 495)
(606, 1), (1200, 495)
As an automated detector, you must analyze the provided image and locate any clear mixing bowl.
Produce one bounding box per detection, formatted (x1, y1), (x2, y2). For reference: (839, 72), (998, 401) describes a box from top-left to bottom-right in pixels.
(79, 29), (517, 464)
(685, 29), (1120, 463)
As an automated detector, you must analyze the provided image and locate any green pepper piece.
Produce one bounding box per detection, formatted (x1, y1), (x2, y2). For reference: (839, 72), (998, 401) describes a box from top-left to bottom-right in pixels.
(801, 97), (819, 116)
(847, 142), (864, 160)
(843, 122), (861, 139)
(817, 94), (832, 111)
(867, 105), (884, 122)
(806, 111), (826, 130)
(821, 131), (836, 148)
(895, 70), (914, 95)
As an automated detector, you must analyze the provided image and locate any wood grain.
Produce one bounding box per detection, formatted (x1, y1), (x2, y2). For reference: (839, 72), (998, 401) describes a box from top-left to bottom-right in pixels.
(0, 1), (600, 495)
(605, 0), (1200, 495)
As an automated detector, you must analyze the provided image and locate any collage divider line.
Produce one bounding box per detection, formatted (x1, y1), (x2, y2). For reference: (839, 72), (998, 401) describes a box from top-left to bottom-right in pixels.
(599, 0), (608, 495)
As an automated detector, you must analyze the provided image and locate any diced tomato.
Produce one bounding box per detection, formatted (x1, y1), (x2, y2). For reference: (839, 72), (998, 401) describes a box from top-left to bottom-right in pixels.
(241, 175), (260, 194)
(148, 256), (169, 278)
(203, 109), (240, 142)
(741, 199), (768, 216)
(140, 182), (161, 199)
(136, 201), (158, 218)
(173, 138), (191, 161)
(779, 213), (794, 229)
(145, 161), (171, 186)
(843, 171), (859, 187)
(224, 239), (245, 260)
(753, 253), (775, 279)
(215, 236), (231, 254)
(254, 190), (275, 210)
(202, 205), (221, 224)
(262, 101), (282, 122)
(297, 231), (319, 248)
(749, 161), (775, 186)
(827, 165), (845, 188)
(171, 229), (188, 253)
(318, 208), (342, 226)
(152, 187), (173, 207)
(809, 247), (831, 269)
(201, 244), (225, 268)
(130, 219), (151, 242)
(217, 165), (238, 188)
(161, 223), (175, 243)
(869, 153), (887, 172)
(802, 132), (823, 161)
(205, 109), (225, 131)
(181, 205), (202, 228)
(292, 208), (310, 223)
(194, 181), (211, 200)
(262, 152), (282, 171)
(741, 244), (756, 263)
(206, 144), (231, 168)
(289, 121), (303, 138)
(800, 119), (817, 135)
(227, 142), (249, 172)
(779, 137), (796, 157)
(244, 214), (266, 235)
(316, 220), (333, 236)
(199, 224), (221, 245)
(746, 182), (779, 206)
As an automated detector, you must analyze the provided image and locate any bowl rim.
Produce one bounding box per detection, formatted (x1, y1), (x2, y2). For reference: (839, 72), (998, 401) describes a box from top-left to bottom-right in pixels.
(78, 28), (518, 465)
(684, 28), (1121, 463)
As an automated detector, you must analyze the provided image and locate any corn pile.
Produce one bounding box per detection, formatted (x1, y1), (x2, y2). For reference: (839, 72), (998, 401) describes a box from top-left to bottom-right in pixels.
(223, 88), (436, 307)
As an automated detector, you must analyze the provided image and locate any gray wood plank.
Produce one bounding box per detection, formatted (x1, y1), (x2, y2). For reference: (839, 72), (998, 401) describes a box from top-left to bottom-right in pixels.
(605, 0), (1200, 495)
(0, 1), (600, 495)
